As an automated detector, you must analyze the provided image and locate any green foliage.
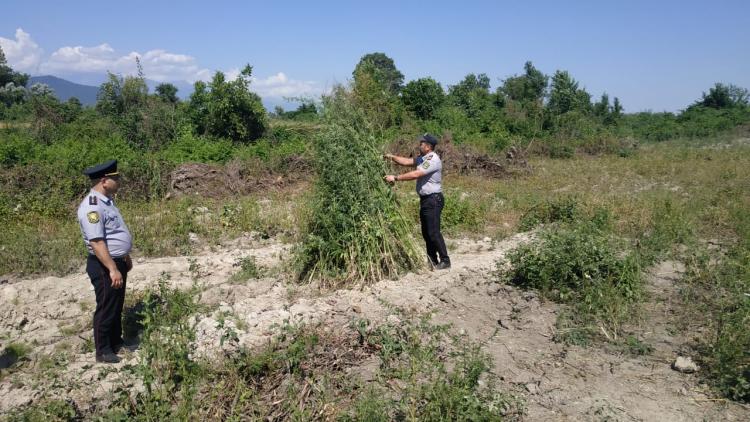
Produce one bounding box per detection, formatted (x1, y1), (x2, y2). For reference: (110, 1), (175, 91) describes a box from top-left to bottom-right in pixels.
(120, 275), (204, 418)
(448, 73), (493, 119)
(0, 45), (30, 107)
(352, 314), (521, 420)
(275, 100), (319, 121)
(229, 255), (264, 283)
(296, 89), (422, 285)
(188, 66), (267, 144)
(0, 130), (41, 166)
(353, 52), (405, 95)
(499, 61), (548, 104)
(160, 127), (234, 164)
(686, 203), (750, 402)
(547, 70), (592, 116)
(95, 70), (178, 149)
(693, 83), (749, 109)
(6, 399), (79, 421)
(155, 83), (179, 104)
(440, 191), (485, 234)
(401, 77), (445, 120)
(501, 216), (643, 337)
(519, 196), (582, 231)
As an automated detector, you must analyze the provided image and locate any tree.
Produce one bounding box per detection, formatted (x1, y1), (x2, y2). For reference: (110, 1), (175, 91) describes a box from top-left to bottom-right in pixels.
(187, 80), (209, 134)
(499, 61), (548, 104)
(694, 83), (749, 109)
(96, 72), (125, 117)
(547, 70), (591, 115)
(96, 68), (177, 149)
(401, 77), (445, 120)
(0, 82), (26, 107)
(353, 52), (404, 95)
(0, 45), (30, 106)
(594, 93), (610, 117)
(448, 73), (493, 118)
(351, 54), (403, 132)
(155, 83), (179, 104)
(612, 97), (623, 117)
(188, 65), (267, 143)
(28, 83), (64, 143)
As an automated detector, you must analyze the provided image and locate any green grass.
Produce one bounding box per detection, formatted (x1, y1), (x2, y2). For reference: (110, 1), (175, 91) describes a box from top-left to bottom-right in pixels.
(228, 255), (264, 284)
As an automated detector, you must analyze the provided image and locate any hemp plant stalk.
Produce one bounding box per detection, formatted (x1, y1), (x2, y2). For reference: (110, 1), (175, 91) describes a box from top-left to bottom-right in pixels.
(296, 90), (423, 286)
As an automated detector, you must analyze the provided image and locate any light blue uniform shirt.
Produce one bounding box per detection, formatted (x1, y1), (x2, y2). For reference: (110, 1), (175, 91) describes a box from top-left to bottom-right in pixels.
(414, 152), (443, 196)
(77, 189), (132, 258)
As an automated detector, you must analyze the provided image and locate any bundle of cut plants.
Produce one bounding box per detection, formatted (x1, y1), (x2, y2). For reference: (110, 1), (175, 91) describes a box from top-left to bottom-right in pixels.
(296, 91), (423, 286)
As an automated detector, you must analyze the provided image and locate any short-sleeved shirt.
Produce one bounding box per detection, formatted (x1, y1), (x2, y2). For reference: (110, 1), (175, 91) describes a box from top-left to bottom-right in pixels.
(414, 152), (443, 196)
(77, 189), (132, 258)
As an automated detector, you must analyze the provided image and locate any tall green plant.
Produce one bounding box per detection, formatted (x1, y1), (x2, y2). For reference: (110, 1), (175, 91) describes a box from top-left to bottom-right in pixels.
(296, 88), (423, 285)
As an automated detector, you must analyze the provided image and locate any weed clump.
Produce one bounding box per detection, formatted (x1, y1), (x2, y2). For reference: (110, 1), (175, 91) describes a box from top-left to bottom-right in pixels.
(229, 255), (264, 283)
(296, 89), (423, 285)
(500, 215), (643, 340)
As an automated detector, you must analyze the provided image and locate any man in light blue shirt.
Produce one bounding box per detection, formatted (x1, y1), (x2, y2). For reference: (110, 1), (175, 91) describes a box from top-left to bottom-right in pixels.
(385, 134), (451, 269)
(77, 159), (133, 363)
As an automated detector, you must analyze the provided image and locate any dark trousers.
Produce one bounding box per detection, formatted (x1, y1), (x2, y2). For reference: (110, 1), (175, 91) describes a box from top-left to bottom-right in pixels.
(419, 193), (450, 265)
(86, 255), (128, 356)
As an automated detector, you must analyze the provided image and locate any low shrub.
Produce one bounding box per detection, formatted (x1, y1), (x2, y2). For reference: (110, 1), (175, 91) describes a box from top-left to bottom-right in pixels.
(500, 220), (643, 338)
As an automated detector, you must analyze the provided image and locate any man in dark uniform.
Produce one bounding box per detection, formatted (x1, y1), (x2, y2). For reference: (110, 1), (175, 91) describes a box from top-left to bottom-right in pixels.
(384, 134), (451, 270)
(77, 160), (133, 363)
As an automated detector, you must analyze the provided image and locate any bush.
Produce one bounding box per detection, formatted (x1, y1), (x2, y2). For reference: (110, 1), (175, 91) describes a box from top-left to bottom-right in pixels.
(160, 128), (234, 164)
(441, 191), (485, 234)
(0, 130), (40, 166)
(500, 220), (643, 338)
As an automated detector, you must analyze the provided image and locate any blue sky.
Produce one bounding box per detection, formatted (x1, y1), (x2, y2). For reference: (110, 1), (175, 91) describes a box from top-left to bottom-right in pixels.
(2, 0), (749, 111)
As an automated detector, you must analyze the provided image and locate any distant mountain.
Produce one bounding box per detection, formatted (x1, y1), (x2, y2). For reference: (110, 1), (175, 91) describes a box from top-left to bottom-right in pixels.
(26, 75), (297, 112)
(28, 76), (100, 106)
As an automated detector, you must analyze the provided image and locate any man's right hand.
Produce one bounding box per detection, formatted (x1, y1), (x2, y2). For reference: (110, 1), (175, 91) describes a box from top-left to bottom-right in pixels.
(110, 269), (123, 288)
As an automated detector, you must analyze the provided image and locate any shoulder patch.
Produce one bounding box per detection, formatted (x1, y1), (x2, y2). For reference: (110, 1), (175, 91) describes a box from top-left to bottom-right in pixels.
(87, 211), (100, 224)
(425, 154), (433, 160)
(422, 162), (430, 169)
(89, 196), (97, 205)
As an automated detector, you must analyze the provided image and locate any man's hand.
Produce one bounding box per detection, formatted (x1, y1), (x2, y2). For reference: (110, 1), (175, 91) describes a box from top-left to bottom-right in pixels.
(384, 174), (396, 184)
(383, 153), (393, 160)
(110, 268), (123, 288)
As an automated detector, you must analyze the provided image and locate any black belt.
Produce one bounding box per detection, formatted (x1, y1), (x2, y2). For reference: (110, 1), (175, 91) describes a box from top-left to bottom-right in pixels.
(419, 192), (443, 199)
(88, 255), (128, 263)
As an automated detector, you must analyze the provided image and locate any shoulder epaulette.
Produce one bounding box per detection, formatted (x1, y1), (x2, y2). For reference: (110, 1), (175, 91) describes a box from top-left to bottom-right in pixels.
(89, 196), (97, 205)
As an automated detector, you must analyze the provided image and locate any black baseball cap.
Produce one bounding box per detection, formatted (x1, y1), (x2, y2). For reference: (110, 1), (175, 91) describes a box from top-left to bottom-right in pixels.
(419, 133), (438, 146)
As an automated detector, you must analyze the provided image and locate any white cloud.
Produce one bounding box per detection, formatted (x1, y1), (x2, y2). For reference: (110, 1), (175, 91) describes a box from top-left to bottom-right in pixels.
(0, 28), (44, 73)
(41, 44), (211, 83)
(1, 29), (325, 100)
(216, 69), (324, 99)
(251, 72), (323, 98)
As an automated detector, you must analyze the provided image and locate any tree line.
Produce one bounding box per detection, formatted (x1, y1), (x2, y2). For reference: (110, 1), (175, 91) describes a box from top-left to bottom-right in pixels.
(1, 46), (749, 155)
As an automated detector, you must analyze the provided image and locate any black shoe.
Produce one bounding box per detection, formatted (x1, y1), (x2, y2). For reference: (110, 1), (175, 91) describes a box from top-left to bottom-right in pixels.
(96, 353), (121, 364)
(435, 262), (451, 270)
(112, 338), (138, 354)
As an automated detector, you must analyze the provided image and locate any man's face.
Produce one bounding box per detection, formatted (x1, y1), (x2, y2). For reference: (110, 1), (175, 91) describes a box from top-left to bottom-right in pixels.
(419, 141), (432, 155)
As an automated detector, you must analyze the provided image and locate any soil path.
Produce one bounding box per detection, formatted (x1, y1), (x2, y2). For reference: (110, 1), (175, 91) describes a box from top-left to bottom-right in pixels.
(1, 234), (748, 420)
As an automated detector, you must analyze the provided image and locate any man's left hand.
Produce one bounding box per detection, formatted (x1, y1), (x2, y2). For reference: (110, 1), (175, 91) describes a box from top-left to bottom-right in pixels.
(384, 175), (396, 183)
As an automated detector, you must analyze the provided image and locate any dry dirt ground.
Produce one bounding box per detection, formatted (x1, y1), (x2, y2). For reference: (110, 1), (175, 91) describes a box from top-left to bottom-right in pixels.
(1, 233), (748, 420)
